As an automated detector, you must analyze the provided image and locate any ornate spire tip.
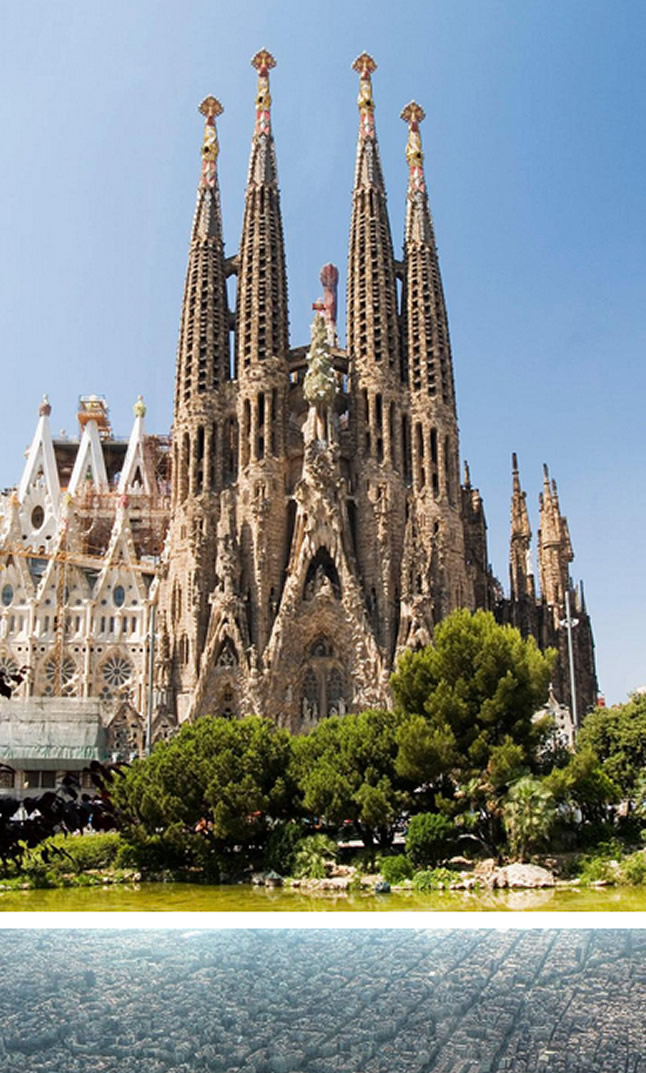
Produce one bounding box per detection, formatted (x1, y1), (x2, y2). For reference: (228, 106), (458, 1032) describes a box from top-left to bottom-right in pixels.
(251, 49), (276, 73)
(39, 394), (51, 418)
(352, 52), (377, 77)
(133, 395), (146, 418)
(199, 96), (223, 119)
(401, 101), (426, 125)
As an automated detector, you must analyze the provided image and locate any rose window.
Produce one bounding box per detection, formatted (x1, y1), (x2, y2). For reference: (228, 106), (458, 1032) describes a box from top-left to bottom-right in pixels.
(44, 656), (77, 696)
(102, 655), (133, 689)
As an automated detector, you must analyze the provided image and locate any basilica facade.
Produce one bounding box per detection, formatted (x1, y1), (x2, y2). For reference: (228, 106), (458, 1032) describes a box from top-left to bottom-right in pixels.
(0, 52), (597, 757)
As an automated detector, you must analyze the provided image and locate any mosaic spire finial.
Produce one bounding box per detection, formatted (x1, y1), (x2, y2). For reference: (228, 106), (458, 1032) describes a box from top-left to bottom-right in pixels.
(401, 101), (426, 193)
(352, 52), (377, 139)
(198, 96), (223, 189)
(251, 48), (276, 136)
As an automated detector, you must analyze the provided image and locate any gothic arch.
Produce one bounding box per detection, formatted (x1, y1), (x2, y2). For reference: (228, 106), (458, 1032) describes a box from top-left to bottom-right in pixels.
(303, 547), (341, 601)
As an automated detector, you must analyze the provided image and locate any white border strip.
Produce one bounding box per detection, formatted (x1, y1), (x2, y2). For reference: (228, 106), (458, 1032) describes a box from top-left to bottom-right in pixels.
(0, 910), (644, 929)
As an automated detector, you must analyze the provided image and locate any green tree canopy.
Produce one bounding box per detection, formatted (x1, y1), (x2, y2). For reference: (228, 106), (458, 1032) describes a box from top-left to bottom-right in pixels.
(290, 708), (412, 848)
(113, 715), (295, 854)
(577, 694), (646, 797)
(392, 609), (554, 783)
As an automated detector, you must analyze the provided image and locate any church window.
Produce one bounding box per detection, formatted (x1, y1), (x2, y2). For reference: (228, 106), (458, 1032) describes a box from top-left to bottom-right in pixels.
(102, 654), (133, 689)
(327, 667), (344, 717)
(401, 415), (412, 485)
(113, 585), (125, 608)
(0, 655), (18, 681)
(256, 392), (265, 460)
(31, 505), (44, 530)
(0, 768), (14, 790)
(1, 585), (13, 607)
(44, 656), (77, 695)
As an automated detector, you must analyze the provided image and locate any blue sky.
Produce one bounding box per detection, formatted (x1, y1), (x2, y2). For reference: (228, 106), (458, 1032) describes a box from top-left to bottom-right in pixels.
(0, 1), (644, 703)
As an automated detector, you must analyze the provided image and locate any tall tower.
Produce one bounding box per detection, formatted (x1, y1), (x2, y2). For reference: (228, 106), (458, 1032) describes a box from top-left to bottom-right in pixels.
(509, 453), (535, 603)
(346, 54), (407, 658)
(537, 463), (572, 614)
(397, 101), (471, 652)
(234, 49), (291, 658)
(160, 95), (231, 722)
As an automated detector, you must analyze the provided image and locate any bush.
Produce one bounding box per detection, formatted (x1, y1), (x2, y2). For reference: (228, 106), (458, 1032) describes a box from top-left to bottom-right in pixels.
(378, 854), (414, 885)
(264, 822), (306, 876)
(619, 851), (646, 885)
(292, 834), (337, 879)
(0, 832), (123, 880)
(406, 812), (454, 868)
(411, 867), (455, 891)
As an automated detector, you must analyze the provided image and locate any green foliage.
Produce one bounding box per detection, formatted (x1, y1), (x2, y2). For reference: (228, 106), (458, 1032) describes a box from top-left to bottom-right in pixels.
(290, 708), (413, 848)
(411, 867), (455, 891)
(113, 715), (296, 867)
(264, 822), (306, 876)
(578, 694), (646, 797)
(391, 611), (554, 853)
(619, 851), (646, 885)
(292, 834), (337, 879)
(405, 812), (454, 868)
(544, 748), (619, 823)
(392, 610), (553, 775)
(0, 832), (123, 880)
(503, 776), (556, 860)
(378, 854), (414, 885)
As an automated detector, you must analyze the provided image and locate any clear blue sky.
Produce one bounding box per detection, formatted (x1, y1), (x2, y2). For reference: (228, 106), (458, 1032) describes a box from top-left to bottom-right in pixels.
(0, 1), (644, 704)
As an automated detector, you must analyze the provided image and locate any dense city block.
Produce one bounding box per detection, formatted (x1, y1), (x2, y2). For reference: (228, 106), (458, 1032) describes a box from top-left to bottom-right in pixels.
(0, 929), (644, 1072)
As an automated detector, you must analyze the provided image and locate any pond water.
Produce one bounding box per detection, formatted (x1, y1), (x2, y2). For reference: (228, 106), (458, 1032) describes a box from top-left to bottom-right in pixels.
(2, 881), (646, 912)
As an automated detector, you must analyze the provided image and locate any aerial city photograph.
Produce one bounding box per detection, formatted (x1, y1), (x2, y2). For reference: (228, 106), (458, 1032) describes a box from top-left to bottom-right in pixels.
(1, 928), (645, 1073)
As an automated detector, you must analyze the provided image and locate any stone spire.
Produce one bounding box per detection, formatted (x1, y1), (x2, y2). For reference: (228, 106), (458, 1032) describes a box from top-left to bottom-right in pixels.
(347, 54), (401, 375)
(401, 101), (455, 408)
(509, 452), (534, 600)
(538, 463), (573, 608)
(235, 49), (289, 373)
(174, 96), (230, 423)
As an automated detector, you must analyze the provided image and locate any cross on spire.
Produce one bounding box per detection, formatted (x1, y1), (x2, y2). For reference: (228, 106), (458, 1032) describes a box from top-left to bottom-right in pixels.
(352, 52), (377, 139)
(401, 100), (426, 192)
(198, 96), (223, 189)
(251, 48), (276, 136)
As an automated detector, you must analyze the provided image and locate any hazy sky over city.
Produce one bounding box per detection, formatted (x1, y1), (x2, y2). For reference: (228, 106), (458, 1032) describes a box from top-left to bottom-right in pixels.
(0, 1), (644, 703)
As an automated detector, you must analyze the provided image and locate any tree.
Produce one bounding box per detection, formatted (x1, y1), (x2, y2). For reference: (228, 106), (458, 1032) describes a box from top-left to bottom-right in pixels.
(113, 715), (296, 868)
(503, 776), (556, 860)
(405, 812), (454, 868)
(290, 708), (413, 848)
(391, 609), (554, 852)
(544, 747), (619, 824)
(577, 694), (646, 798)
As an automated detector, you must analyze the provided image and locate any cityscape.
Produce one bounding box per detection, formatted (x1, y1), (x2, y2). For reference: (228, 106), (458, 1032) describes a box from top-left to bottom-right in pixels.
(1, 929), (644, 1072)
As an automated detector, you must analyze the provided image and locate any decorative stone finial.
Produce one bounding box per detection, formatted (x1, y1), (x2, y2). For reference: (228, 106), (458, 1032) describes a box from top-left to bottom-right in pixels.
(39, 394), (51, 418)
(133, 394), (146, 418)
(352, 53), (377, 139)
(303, 312), (337, 444)
(401, 101), (426, 192)
(198, 96), (223, 189)
(251, 49), (276, 137)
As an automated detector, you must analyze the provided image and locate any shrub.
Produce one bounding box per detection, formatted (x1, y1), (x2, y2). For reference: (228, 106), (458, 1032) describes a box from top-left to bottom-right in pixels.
(378, 854), (414, 885)
(411, 867), (455, 891)
(619, 851), (646, 885)
(406, 812), (454, 868)
(292, 834), (337, 879)
(264, 822), (306, 876)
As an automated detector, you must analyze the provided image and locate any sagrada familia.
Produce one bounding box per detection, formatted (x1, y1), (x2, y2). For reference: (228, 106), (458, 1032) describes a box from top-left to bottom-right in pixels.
(0, 52), (597, 772)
